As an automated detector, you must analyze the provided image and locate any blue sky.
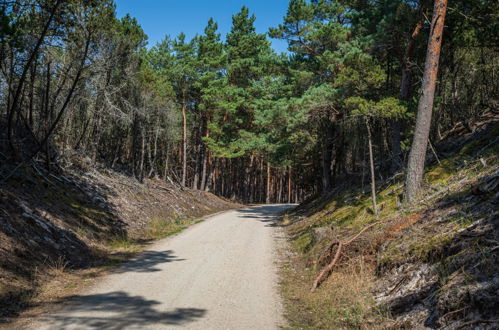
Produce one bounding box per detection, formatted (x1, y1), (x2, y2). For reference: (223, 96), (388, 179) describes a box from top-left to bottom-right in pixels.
(115, 0), (290, 53)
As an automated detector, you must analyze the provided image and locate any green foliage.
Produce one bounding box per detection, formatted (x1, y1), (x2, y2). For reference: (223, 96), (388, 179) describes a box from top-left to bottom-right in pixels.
(1, 0), (495, 202)
(346, 97), (407, 120)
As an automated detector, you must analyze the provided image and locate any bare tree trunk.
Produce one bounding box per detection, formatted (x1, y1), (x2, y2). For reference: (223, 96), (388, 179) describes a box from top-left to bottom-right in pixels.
(266, 162), (271, 204)
(44, 61), (52, 171)
(7, 0), (62, 157)
(366, 118), (379, 220)
(243, 155), (254, 202)
(392, 6), (425, 173)
(200, 152), (209, 191)
(139, 129), (145, 182)
(163, 151), (170, 180)
(192, 117), (203, 189)
(277, 171), (284, 203)
(405, 0), (448, 203)
(288, 167), (292, 203)
(26, 34), (91, 165)
(181, 100), (187, 187)
(322, 125), (334, 194)
(28, 61), (36, 128)
(258, 157), (264, 202)
(148, 118), (160, 177)
(220, 159), (225, 196)
(205, 156), (214, 192)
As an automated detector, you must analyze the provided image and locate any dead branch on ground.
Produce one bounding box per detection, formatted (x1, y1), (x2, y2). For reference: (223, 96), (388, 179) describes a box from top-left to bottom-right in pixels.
(311, 221), (381, 292)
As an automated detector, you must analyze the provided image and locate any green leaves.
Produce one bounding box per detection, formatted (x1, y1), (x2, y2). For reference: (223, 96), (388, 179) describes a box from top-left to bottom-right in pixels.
(345, 97), (407, 120)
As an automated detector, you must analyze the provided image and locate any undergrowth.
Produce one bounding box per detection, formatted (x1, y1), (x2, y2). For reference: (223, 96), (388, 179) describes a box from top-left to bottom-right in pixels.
(281, 121), (498, 329)
(281, 257), (389, 329)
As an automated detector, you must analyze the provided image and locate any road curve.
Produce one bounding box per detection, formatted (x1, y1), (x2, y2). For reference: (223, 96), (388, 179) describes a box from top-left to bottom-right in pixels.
(29, 204), (293, 330)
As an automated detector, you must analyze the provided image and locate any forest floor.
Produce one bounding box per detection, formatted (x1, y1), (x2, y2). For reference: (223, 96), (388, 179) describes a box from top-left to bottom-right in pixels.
(278, 112), (498, 329)
(0, 157), (239, 325)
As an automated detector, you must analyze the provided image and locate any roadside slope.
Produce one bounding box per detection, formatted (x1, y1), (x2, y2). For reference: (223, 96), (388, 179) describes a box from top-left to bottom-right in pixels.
(280, 117), (498, 329)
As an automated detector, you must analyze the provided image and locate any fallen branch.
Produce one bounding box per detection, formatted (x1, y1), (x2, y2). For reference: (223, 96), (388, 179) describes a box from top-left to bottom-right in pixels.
(31, 163), (57, 187)
(311, 221), (381, 292)
(456, 319), (499, 329)
(421, 177), (469, 203)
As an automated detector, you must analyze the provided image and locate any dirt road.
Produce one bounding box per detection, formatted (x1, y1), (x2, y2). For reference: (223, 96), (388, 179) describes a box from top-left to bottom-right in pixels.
(29, 205), (292, 330)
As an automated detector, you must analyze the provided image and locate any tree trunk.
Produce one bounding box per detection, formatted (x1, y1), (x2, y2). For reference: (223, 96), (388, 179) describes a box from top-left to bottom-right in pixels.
(7, 0), (62, 157)
(391, 7), (425, 173)
(163, 151), (169, 180)
(181, 100), (187, 187)
(266, 162), (271, 204)
(192, 117), (203, 189)
(44, 61), (52, 171)
(200, 128), (210, 190)
(200, 152), (209, 191)
(405, 0), (448, 203)
(148, 118), (160, 178)
(366, 118), (379, 220)
(322, 125), (334, 194)
(139, 128), (146, 182)
(205, 156), (214, 192)
(277, 170), (283, 203)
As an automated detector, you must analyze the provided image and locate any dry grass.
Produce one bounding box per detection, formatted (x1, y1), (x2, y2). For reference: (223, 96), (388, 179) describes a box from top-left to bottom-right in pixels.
(145, 215), (191, 240)
(281, 256), (391, 329)
(280, 121), (499, 329)
(46, 256), (69, 277)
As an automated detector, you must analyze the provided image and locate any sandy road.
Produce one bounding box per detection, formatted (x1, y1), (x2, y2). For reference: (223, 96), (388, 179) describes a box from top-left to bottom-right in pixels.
(29, 204), (292, 330)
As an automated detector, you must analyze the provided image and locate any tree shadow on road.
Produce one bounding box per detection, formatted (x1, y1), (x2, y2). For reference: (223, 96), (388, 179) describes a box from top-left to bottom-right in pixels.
(39, 291), (206, 329)
(237, 205), (295, 227)
(111, 250), (185, 274)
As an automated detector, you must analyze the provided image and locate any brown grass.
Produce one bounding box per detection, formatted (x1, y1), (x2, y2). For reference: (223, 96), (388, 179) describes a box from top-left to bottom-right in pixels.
(281, 255), (392, 329)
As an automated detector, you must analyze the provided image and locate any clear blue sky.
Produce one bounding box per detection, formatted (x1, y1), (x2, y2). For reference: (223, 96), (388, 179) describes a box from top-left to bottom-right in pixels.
(115, 0), (290, 53)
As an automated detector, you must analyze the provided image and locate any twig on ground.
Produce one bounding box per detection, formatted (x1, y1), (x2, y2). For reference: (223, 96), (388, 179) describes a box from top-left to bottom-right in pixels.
(0, 161), (28, 184)
(31, 163), (57, 187)
(476, 136), (499, 156)
(429, 139), (441, 165)
(456, 319), (499, 329)
(311, 221), (381, 292)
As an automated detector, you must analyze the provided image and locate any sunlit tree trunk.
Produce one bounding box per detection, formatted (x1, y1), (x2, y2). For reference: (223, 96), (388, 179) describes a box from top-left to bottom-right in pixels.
(181, 97), (187, 187)
(266, 162), (271, 204)
(405, 0), (448, 203)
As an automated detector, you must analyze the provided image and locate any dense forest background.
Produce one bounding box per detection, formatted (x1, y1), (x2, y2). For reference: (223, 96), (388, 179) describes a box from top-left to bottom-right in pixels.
(1, 0), (497, 203)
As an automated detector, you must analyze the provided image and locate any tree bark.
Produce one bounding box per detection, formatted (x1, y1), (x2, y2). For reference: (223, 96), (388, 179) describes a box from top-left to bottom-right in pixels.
(200, 128), (210, 190)
(277, 171), (284, 203)
(366, 118), (379, 220)
(7, 0), (62, 156)
(181, 100), (187, 187)
(26, 34), (91, 164)
(391, 6), (426, 173)
(322, 125), (334, 194)
(204, 156), (214, 192)
(200, 152), (209, 191)
(192, 116), (203, 189)
(405, 0), (448, 203)
(266, 162), (271, 204)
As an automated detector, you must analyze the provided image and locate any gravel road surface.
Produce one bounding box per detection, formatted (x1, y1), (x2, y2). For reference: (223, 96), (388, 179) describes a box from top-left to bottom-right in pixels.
(29, 204), (292, 330)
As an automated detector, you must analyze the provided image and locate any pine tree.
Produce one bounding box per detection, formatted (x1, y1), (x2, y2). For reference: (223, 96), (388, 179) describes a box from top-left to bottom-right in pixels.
(404, 0), (448, 203)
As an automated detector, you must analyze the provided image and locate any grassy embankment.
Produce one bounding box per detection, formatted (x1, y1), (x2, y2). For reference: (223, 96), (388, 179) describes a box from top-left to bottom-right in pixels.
(280, 121), (498, 329)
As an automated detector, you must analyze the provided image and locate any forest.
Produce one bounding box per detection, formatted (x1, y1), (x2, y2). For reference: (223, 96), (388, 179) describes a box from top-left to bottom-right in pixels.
(1, 0), (497, 205)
